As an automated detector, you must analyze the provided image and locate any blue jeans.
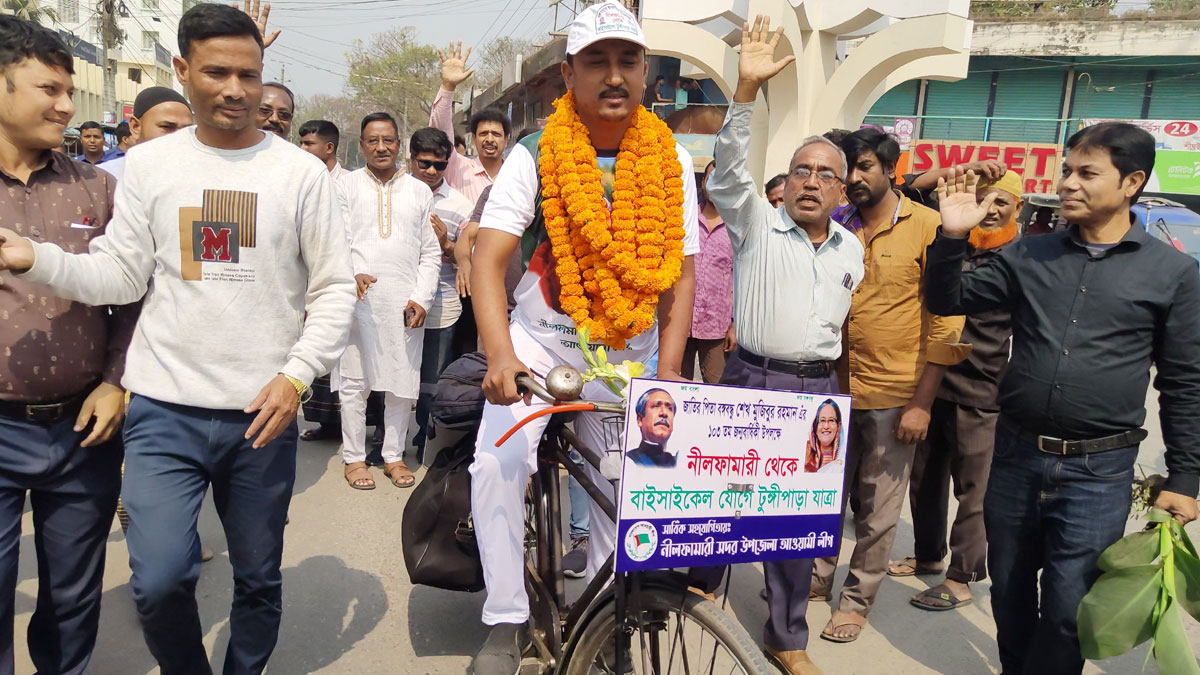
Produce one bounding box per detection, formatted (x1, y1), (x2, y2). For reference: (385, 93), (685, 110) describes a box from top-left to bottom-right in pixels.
(0, 412), (122, 675)
(985, 424), (1137, 675)
(567, 450), (590, 539)
(122, 395), (297, 675)
(413, 324), (457, 450)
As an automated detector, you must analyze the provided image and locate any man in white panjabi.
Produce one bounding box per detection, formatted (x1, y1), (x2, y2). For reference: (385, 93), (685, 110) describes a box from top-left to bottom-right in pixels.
(334, 112), (441, 490)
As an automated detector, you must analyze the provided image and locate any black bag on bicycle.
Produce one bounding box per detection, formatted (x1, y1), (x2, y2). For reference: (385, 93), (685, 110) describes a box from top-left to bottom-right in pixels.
(401, 352), (487, 593)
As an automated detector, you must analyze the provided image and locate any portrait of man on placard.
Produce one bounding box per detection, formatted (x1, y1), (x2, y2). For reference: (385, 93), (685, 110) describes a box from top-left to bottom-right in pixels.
(626, 388), (677, 468)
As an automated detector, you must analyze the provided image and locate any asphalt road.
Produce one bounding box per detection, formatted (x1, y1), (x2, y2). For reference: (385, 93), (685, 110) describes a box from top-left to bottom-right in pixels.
(12, 386), (1199, 673)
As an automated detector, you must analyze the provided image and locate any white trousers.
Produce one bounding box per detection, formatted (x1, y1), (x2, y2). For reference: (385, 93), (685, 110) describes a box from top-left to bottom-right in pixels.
(338, 376), (413, 466)
(470, 322), (631, 625)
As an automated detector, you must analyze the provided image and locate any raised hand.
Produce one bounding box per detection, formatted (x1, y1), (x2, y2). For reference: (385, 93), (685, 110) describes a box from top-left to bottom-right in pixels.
(734, 15), (796, 102)
(438, 41), (474, 91)
(0, 228), (35, 273)
(236, 0), (279, 49)
(936, 167), (997, 238)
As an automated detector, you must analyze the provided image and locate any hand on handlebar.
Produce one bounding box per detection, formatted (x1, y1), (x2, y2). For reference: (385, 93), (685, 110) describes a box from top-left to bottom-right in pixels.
(482, 355), (533, 406)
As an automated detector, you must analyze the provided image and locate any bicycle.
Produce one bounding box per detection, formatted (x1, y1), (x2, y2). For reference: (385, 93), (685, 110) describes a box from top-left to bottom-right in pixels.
(499, 367), (775, 675)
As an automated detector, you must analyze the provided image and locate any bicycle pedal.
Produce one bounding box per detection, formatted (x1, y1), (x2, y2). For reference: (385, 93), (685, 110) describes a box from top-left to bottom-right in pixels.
(517, 656), (545, 674)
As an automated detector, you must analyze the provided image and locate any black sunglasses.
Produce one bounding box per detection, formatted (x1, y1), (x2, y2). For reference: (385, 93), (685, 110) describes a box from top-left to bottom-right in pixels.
(416, 158), (449, 171)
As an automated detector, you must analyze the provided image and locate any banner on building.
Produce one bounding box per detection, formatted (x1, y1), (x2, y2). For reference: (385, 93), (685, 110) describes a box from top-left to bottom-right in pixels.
(1080, 119), (1200, 152)
(615, 379), (849, 572)
(907, 139), (1062, 194)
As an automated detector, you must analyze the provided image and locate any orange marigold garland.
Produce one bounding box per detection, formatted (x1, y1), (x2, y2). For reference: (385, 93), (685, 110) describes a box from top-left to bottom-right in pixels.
(538, 90), (686, 349)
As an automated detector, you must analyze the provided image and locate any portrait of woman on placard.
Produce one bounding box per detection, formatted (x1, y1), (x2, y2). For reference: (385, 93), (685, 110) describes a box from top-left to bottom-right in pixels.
(804, 399), (843, 474)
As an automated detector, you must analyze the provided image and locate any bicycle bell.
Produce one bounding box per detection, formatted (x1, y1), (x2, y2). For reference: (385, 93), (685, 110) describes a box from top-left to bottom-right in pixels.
(545, 365), (584, 401)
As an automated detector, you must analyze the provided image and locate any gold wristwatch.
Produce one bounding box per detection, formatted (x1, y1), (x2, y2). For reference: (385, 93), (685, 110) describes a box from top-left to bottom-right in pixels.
(283, 374), (313, 404)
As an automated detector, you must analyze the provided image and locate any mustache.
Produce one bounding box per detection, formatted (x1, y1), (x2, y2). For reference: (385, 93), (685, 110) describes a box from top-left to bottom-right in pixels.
(654, 418), (670, 427)
(600, 87), (630, 100)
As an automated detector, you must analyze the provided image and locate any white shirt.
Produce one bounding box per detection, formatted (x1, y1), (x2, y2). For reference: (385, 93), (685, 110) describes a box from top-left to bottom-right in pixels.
(706, 102), (865, 362)
(331, 168), (441, 396)
(425, 180), (474, 329)
(479, 139), (700, 360)
(329, 161), (348, 180)
(23, 128), (356, 409)
(99, 155), (125, 181)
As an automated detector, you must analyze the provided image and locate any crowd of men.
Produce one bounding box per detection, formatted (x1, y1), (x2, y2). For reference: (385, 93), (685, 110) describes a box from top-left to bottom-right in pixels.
(0, 2), (1199, 675)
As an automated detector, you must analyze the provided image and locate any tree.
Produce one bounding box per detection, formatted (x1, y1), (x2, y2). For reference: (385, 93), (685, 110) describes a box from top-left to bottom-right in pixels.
(292, 93), (378, 169)
(345, 26), (440, 159)
(3, 0), (57, 24)
(475, 37), (534, 87)
(969, 0), (1116, 18)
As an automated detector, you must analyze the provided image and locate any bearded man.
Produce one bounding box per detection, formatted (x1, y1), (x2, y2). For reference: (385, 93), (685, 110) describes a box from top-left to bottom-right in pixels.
(466, 2), (698, 672)
(887, 171), (1022, 613)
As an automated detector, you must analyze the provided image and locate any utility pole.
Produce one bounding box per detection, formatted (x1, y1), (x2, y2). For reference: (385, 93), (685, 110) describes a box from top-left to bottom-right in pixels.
(98, 0), (119, 122)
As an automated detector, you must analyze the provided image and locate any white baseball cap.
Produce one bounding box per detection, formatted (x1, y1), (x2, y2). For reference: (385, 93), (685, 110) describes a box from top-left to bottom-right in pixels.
(565, 1), (647, 56)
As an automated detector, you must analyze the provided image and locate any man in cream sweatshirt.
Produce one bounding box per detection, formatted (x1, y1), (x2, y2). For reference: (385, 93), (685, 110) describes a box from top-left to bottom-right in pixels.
(0, 5), (354, 673)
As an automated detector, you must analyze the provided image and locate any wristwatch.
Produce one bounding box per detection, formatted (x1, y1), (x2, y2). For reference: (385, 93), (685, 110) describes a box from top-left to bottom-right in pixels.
(283, 374), (313, 404)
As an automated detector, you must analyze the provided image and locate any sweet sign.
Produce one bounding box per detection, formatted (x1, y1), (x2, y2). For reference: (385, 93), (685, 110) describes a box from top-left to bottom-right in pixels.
(615, 379), (851, 572)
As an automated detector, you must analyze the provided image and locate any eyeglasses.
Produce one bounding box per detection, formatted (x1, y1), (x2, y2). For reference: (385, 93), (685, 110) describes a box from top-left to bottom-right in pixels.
(416, 158), (449, 171)
(790, 166), (842, 186)
(258, 107), (293, 122)
(363, 137), (399, 147)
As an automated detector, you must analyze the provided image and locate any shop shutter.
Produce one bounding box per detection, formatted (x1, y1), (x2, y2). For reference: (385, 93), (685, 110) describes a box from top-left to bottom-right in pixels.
(1070, 67), (1152, 121)
(1147, 69), (1200, 121)
(863, 79), (919, 128)
(922, 67), (993, 141)
(990, 68), (1065, 143)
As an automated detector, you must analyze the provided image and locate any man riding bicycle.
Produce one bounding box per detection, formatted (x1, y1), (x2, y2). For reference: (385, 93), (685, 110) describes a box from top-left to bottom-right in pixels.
(467, 3), (699, 672)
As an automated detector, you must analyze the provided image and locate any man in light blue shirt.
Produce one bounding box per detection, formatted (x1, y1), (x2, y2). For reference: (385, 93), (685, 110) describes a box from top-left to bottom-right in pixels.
(688, 16), (864, 675)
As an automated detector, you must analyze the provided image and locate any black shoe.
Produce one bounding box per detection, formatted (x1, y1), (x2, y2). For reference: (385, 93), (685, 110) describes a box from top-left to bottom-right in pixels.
(364, 448), (384, 467)
(563, 535), (588, 579)
(470, 622), (531, 675)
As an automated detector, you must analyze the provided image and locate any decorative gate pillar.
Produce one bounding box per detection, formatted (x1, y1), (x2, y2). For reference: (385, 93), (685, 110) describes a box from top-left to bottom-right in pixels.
(642, 0), (973, 183)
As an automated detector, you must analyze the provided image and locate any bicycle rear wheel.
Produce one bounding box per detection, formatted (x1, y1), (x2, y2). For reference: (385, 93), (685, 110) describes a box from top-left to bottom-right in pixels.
(562, 582), (774, 675)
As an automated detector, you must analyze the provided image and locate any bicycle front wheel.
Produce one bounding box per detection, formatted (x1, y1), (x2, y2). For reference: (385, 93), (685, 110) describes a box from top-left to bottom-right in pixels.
(563, 583), (774, 675)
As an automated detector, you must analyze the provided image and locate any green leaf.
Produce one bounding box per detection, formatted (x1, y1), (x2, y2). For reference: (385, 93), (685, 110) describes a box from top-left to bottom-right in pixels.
(1078, 564), (1163, 659)
(1172, 544), (1200, 622)
(1176, 521), (1195, 557)
(1148, 508), (1175, 523)
(1098, 530), (1161, 572)
(1153, 600), (1200, 675)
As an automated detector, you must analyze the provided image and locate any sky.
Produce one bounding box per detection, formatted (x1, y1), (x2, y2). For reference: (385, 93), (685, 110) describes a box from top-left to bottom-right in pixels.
(260, 0), (562, 100)
(262, 0), (1160, 101)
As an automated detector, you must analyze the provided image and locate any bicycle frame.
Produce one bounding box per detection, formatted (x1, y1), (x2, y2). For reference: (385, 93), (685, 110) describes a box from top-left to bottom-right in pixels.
(524, 420), (618, 670)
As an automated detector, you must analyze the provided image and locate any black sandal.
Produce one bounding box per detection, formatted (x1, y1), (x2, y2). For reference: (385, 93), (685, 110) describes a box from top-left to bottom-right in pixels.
(911, 584), (973, 612)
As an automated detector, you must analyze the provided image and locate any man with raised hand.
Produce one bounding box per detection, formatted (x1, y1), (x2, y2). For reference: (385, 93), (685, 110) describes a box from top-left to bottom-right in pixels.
(927, 125), (1200, 675)
(693, 16), (864, 675)
(432, 41), (511, 205)
(0, 4), (355, 672)
(467, 2), (698, 672)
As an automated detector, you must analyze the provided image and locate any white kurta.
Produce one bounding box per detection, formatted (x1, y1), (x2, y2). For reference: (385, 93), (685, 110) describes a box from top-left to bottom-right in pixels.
(331, 168), (441, 398)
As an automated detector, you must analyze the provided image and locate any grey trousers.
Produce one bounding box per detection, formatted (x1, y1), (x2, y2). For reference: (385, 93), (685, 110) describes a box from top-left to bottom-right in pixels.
(689, 349), (837, 651)
(909, 398), (998, 583)
(811, 406), (916, 617)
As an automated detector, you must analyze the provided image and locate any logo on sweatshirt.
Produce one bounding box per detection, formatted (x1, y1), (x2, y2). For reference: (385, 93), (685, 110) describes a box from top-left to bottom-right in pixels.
(178, 189), (259, 281)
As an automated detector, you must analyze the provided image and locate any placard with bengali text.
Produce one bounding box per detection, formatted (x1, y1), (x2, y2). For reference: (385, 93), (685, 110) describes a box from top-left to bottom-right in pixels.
(615, 379), (850, 572)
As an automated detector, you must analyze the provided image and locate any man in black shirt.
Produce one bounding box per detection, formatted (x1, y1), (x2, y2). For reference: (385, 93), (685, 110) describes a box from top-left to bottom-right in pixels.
(926, 123), (1200, 675)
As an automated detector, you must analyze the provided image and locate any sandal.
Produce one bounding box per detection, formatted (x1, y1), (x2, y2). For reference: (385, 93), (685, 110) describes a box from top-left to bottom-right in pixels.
(887, 556), (945, 578)
(384, 461), (416, 489)
(911, 584), (973, 612)
(344, 462), (375, 490)
(301, 426), (339, 442)
(820, 611), (867, 643)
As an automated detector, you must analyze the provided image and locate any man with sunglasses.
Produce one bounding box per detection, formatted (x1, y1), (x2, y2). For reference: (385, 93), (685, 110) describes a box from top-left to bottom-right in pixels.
(686, 17), (864, 674)
(407, 127), (473, 456)
(257, 81), (293, 139)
